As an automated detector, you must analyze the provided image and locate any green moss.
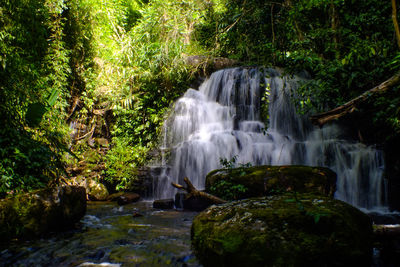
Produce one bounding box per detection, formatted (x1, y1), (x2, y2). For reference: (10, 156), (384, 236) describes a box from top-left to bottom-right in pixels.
(206, 165), (337, 201)
(216, 232), (243, 253)
(191, 194), (372, 267)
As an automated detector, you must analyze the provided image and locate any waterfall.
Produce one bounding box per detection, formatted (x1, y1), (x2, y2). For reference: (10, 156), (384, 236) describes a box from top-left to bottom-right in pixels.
(155, 67), (386, 210)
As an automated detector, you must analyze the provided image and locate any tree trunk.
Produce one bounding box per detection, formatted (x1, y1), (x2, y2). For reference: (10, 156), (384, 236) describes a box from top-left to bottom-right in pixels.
(171, 177), (227, 205)
(392, 0), (400, 49)
(310, 71), (400, 126)
(330, 0), (339, 52)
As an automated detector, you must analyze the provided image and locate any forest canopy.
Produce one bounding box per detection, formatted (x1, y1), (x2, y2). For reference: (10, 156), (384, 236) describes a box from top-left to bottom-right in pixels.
(1, 0), (399, 195)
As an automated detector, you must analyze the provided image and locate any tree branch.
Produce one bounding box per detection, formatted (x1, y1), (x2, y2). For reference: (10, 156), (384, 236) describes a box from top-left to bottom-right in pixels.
(310, 71), (400, 126)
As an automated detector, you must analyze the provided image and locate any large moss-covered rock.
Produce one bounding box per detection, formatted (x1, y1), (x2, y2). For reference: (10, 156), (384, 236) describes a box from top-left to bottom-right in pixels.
(86, 178), (109, 201)
(206, 165), (336, 200)
(67, 176), (109, 200)
(0, 186), (86, 243)
(191, 194), (372, 267)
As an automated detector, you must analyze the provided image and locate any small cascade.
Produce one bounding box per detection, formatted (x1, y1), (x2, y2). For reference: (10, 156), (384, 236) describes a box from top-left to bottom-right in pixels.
(155, 67), (386, 210)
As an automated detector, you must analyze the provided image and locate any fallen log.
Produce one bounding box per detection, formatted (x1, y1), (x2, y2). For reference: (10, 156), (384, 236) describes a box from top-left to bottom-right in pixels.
(171, 177), (226, 205)
(310, 71), (400, 126)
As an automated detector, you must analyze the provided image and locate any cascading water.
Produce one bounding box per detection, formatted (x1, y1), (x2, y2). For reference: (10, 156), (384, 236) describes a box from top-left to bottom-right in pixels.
(155, 67), (386, 210)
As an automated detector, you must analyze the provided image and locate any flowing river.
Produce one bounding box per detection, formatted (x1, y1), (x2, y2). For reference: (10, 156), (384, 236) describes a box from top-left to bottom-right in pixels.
(0, 201), (200, 267)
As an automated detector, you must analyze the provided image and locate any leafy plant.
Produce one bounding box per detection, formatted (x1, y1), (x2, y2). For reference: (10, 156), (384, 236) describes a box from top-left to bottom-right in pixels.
(220, 155), (252, 170)
(219, 156), (238, 169)
(103, 137), (148, 191)
(285, 192), (328, 224)
(0, 0), (70, 196)
(26, 89), (60, 127)
(209, 179), (248, 201)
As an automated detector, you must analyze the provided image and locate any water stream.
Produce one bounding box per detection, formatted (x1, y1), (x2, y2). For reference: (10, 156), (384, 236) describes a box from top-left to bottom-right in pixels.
(155, 67), (386, 211)
(0, 201), (200, 266)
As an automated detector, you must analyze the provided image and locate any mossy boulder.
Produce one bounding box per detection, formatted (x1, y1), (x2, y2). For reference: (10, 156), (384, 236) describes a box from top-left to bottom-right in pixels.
(0, 185), (86, 243)
(191, 194), (372, 267)
(206, 165), (336, 200)
(86, 178), (109, 201)
(67, 176), (109, 200)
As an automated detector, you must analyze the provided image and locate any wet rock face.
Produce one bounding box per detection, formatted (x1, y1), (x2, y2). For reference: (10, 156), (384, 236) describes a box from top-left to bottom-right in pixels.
(206, 165), (337, 200)
(0, 186), (86, 243)
(191, 194), (373, 267)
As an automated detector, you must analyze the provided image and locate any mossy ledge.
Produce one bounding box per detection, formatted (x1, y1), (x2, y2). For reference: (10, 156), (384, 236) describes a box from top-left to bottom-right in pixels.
(191, 194), (372, 267)
(0, 186), (86, 243)
(206, 165), (337, 200)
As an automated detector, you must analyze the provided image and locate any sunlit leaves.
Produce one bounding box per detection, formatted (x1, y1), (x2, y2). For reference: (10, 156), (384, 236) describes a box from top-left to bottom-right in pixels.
(0, 0), (69, 194)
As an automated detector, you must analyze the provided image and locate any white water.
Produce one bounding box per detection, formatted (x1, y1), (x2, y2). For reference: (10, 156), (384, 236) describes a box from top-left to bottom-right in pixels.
(155, 67), (386, 210)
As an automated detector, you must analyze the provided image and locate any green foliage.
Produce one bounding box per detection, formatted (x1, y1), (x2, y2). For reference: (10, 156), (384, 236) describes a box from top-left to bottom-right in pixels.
(103, 137), (148, 191)
(219, 156), (238, 169)
(93, 0), (213, 183)
(220, 155), (252, 170)
(210, 156), (255, 199)
(209, 179), (248, 201)
(1, 0), (216, 195)
(364, 85), (400, 143)
(388, 52), (400, 71)
(0, 128), (63, 197)
(0, 0), (71, 196)
(26, 89), (60, 127)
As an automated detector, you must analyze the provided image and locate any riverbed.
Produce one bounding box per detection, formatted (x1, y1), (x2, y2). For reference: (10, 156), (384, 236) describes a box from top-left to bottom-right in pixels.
(0, 201), (200, 266)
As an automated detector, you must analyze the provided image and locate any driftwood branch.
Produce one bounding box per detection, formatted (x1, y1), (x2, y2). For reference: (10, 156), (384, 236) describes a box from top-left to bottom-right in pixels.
(171, 177), (226, 205)
(310, 71), (400, 126)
